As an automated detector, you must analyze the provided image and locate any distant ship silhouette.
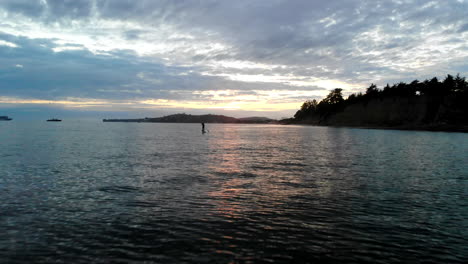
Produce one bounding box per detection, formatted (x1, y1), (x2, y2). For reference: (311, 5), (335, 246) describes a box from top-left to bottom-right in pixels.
(47, 118), (62, 122)
(0, 116), (12, 121)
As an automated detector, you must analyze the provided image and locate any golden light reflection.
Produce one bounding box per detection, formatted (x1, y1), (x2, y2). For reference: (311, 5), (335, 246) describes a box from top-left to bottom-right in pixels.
(205, 128), (248, 219)
(203, 126), (326, 220)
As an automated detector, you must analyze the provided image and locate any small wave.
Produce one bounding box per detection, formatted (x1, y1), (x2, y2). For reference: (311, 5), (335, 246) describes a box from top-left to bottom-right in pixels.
(123, 201), (159, 208)
(213, 171), (258, 179)
(274, 162), (308, 167)
(250, 165), (271, 170)
(277, 181), (311, 189)
(240, 172), (257, 178)
(98, 185), (141, 194)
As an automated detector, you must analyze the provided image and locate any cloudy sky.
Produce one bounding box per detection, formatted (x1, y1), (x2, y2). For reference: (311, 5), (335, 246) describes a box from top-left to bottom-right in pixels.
(0, 0), (467, 119)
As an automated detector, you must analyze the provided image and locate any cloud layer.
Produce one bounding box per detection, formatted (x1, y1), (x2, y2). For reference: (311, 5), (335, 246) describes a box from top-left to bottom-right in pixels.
(0, 0), (467, 118)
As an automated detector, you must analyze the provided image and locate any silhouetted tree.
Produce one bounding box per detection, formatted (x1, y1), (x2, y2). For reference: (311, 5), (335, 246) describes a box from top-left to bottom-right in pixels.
(443, 74), (456, 94)
(293, 75), (467, 126)
(323, 88), (344, 105)
(315, 88), (344, 116)
(305, 99), (318, 110)
(454, 74), (467, 93)
(365, 83), (379, 96)
(294, 99), (318, 119)
(421, 77), (442, 96)
(382, 83), (391, 94)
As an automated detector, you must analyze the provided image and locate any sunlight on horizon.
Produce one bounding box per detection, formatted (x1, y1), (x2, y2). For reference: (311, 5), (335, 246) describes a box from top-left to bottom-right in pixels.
(0, 95), (306, 116)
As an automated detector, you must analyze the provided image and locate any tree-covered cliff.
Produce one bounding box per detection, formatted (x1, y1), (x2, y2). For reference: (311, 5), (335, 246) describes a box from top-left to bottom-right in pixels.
(290, 74), (468, 131)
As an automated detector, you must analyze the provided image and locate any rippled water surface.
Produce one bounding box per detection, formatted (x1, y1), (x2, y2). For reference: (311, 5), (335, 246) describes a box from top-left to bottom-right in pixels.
(0, 121), (467, 263)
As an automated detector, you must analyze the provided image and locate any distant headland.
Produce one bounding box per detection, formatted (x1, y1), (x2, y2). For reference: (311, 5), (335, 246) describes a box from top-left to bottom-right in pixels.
(283, 74), (468, 132)
(103, 114), (276, 124)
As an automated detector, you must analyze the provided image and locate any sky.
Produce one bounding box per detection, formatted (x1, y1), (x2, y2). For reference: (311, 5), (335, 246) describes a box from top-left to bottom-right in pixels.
(0, 0), (467, 119)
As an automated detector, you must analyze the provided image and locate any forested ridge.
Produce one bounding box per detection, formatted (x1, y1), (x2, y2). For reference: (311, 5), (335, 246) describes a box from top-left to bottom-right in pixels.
(289, 74), (468, 131)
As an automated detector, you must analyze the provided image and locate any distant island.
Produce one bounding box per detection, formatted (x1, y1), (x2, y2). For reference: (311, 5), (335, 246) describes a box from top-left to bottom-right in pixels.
(103, 114), (276, 124)
(284, 74), (468, 132)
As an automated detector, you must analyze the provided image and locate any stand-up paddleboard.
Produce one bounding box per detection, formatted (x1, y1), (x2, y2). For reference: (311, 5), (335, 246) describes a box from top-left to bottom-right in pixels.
(201, 123), (207, 133)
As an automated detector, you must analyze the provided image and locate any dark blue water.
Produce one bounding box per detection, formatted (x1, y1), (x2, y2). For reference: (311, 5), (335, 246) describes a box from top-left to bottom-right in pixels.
(0, 121), (467, 263)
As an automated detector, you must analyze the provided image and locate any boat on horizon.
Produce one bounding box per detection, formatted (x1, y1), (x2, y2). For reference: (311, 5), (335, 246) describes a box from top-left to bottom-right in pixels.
(0, 116), (12, 121)
(47, 118), (62, 122)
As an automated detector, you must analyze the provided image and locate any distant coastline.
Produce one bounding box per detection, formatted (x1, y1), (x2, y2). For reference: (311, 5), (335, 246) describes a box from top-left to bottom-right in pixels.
(282, 74), (468, 133)
(103, 113), (277, 124)
(105, 75), (468, 132)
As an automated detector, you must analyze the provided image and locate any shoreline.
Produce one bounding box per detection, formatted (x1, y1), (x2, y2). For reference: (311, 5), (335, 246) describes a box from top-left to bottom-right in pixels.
(282, 122), (468, 133)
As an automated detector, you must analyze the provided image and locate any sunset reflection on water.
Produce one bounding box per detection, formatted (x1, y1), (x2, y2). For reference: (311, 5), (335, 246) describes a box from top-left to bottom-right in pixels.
(1, 122), (466, 263)
(203, 125), (332, 221)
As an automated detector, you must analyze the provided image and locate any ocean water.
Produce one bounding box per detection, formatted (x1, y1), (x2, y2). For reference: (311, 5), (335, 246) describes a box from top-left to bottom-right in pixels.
(0, 121), (467, 263)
